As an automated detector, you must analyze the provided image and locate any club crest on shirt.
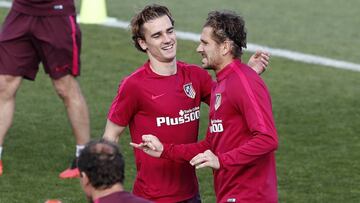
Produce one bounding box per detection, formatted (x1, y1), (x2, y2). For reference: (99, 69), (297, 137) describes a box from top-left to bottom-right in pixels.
(215, 93), (221, 110)
(183, 83), (196, 99)
(226, 198), (236, 202)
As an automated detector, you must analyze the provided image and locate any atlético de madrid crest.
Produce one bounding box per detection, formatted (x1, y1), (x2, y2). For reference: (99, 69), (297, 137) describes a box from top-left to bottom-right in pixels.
(183, 83), (196, 99)
(215, 93), (221, 110)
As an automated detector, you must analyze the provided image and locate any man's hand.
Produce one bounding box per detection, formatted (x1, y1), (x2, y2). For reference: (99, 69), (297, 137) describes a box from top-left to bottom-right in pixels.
(189, 150), (220, 170)
(248, 50), (270, 75)
(130, 134), (164, 157)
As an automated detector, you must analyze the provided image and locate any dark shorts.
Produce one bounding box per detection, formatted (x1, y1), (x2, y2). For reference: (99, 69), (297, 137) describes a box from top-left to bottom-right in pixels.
(0, 9), (81, 80)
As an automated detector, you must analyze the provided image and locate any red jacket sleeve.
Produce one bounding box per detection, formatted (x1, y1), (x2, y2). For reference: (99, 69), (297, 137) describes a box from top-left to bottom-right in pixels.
(218, 67), (278, 168)
(161, 130), (212, 162)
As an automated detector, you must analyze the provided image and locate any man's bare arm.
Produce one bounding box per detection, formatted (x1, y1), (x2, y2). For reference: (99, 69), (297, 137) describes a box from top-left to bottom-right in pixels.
(103, 119), (126, 143)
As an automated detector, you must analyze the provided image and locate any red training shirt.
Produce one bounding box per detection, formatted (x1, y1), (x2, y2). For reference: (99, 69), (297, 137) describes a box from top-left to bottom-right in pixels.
(108, 61), (212, 202)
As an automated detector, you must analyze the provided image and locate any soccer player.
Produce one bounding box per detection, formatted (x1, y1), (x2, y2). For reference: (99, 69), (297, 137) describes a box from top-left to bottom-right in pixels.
(0, 0), (90, 178)
(132, 10), (279, 203)
(103, 4), (270, 203)
(78, 139), (152, 203)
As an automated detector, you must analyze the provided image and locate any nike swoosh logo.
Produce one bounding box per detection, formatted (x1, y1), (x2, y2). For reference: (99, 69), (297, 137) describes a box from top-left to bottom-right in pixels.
(151, 93), (166, 100)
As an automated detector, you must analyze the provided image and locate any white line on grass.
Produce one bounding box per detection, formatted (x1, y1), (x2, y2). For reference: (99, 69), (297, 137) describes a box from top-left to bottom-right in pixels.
(103, 18), (360, 72)
(0, 1), (11, 7)
(1, 1), (360, 72)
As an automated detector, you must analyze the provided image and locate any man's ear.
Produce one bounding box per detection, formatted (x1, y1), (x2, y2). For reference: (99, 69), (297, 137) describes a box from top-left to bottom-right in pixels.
(221, 40), (232, 56)
(138, 38), (147, 51)
(81, 172), (91, 185)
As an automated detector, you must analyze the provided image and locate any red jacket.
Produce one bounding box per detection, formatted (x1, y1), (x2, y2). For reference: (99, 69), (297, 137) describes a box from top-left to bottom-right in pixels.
(162, 59), (278, 203)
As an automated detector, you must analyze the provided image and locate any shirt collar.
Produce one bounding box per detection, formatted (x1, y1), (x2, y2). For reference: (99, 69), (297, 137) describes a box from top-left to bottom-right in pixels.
(216, 59), (242, 82)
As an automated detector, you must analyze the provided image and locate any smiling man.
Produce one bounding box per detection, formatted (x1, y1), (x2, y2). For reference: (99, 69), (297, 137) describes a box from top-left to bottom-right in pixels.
(103, 4), (270, 203)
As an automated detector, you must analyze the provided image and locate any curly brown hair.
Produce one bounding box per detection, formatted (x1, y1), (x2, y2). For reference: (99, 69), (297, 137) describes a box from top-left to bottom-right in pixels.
(204, 10), (247, 58)
(78, 139), (125, 190)
(130, 4), (175, 52)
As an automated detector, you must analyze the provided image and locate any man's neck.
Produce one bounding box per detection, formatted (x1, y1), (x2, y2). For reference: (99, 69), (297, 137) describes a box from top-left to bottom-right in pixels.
(148, 58), (177, 76)
(214, 56), (234, 74)
(92, 184), (124, 201)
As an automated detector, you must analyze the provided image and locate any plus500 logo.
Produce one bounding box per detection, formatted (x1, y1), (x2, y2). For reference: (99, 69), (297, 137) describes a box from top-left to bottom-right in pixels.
(156, 107), (200, 127)
(209, 119), (224, 133)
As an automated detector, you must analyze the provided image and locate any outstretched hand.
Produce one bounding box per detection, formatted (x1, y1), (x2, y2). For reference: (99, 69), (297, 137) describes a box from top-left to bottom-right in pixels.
(248, 50), (270, 75)
(190, 150), (220, 170)
(130, 134), (164, 158)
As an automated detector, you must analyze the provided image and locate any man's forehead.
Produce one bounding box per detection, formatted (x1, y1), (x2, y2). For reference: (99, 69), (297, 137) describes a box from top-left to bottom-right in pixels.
(202, 26), (213, 34)
(200, 27), (214, 39)
(143, 15), (173, 33)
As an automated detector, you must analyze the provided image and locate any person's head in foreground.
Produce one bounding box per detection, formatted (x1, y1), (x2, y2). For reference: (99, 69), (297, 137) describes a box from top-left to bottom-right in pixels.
(78, 139), (124, 202)
(197, 10), (247, 73)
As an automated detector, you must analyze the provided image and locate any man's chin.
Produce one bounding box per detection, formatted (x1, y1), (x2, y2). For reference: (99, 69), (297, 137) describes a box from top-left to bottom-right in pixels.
(160, 57), (176, 63)
(163, 50), (176, 60)
(164, 54), (176, 61)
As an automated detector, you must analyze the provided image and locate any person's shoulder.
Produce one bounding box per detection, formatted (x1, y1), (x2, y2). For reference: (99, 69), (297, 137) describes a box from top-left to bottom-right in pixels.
(239, 62), (259, 77)
(115, 66), (147, 95)
(228, 61), (267, 92)
(177, 60), (209, 76)
(121, 65), (146, 85)
(115, 191), (153, 203)
(177, 60), (201, 70)
(128, 64), (147, 79)
(232, 61), (262, 81)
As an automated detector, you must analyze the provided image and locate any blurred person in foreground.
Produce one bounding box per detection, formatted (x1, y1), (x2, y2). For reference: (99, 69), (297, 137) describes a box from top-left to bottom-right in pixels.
(103, 4), (270, 203)
(132, 10), (279, 203)
(0, 0), (90, 178)
(78, 139), (152, 203)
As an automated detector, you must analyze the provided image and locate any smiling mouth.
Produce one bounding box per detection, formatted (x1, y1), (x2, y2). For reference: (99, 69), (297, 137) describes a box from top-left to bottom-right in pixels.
(162, 44), (174, 50)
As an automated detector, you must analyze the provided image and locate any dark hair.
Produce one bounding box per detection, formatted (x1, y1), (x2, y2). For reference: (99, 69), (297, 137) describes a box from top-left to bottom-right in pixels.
(78, 139), (125, 190)
(130, 4), (175, 52)
(204, 10), (247, 58)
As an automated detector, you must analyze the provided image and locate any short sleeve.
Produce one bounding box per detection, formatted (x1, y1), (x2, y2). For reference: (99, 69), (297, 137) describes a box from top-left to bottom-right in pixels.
(107, 77), (139, 126)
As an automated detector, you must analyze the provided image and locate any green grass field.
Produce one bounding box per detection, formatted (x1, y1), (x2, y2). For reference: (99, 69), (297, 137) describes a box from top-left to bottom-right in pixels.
(0, 0), (360, 202)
